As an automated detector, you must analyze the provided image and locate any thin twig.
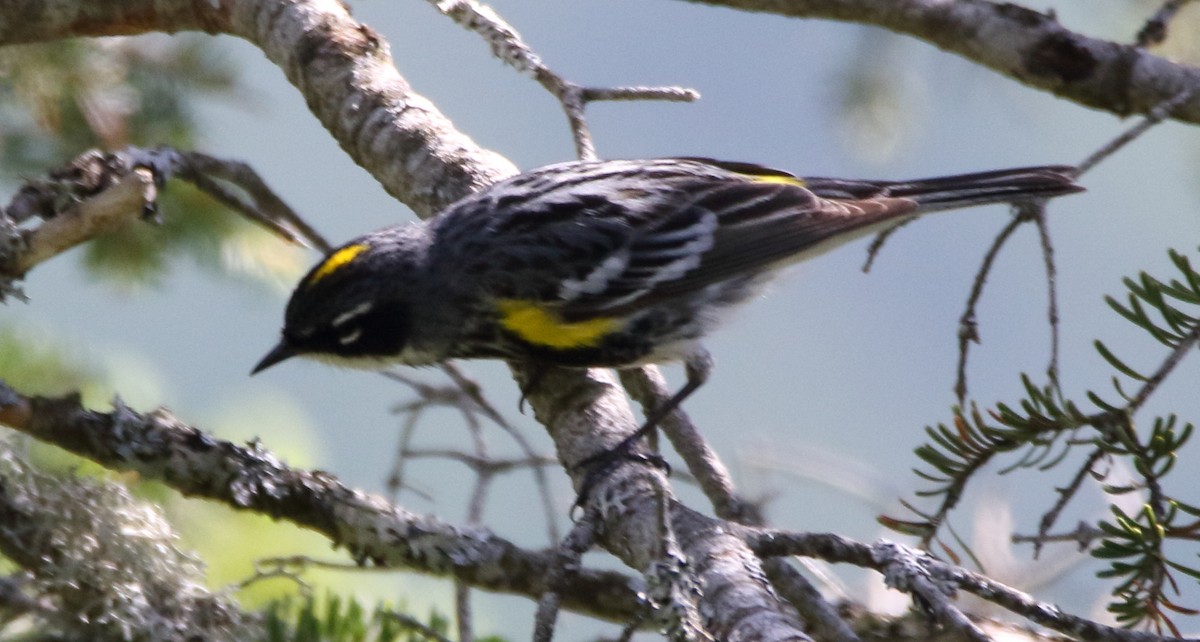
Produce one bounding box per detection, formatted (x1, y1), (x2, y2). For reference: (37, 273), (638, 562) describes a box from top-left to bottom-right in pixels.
(954, 215), (1026, 403)
(1013, 519), (1105, 551)
(400, 448), (557, 471)
(1029, 202), (1061, 391)
(1077, 87), (1196, 175)
(0, 145), (334, 283)
(175, 150), (332, 252)
(1028, 447), (1106, 558)
(455, 400), (489, 642)
(744, 530), (1194, 642)
(533, 517), (598, 642)
(861, 218), (916, 272)
(382, 366), (560, 544)
(1136, 0), (1198, 47)
(441, 362), (561, 541)
(1127, 323), (1200, 413)
(429, 0), (698, 160)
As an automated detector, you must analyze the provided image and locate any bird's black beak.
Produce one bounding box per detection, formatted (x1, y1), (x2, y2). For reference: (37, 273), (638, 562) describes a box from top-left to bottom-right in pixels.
(252, 340), (299, 375)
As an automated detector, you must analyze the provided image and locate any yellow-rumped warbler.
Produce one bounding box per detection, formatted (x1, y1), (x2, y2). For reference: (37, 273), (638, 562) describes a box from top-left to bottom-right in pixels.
(252, 157), (1081, 461)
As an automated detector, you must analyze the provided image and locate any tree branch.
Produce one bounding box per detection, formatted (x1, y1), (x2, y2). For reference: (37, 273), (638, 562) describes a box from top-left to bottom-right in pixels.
(0, 381), (644, 624)
(744, 530), (1196, 642)
(4, 168), (156, 276)
(0, 445), (258, 639)
(679, 0), (1200, 124)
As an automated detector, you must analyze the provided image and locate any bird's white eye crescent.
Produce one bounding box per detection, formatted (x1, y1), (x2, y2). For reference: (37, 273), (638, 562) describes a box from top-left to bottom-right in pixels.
(332, 302), (374, 327)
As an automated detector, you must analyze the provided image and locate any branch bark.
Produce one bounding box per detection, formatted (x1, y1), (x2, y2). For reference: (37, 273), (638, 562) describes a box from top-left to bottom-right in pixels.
(6, 170), (156, 274)
(0, 383), (644, 623)
(680, 0), (1200, 123)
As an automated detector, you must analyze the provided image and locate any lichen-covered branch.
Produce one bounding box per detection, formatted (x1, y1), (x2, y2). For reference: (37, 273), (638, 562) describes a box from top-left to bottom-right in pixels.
(0, 445), (258, 640)
(0, 381), (643, 623)
(743, 530), (1195, 642)
(0, 146), (326, 290)
(0, 155), (157, 278)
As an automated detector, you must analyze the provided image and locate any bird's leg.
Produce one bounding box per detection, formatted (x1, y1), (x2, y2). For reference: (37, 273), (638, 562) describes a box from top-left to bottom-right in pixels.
(572, 350), (712, 510)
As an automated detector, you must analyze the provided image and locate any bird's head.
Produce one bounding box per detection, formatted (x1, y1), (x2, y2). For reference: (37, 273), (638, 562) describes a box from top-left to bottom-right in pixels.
(252, 227), (430, 374)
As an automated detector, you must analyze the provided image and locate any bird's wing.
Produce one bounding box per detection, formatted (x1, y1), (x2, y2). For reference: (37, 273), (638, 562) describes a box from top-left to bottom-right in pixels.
(430, 159), (918, 319)
(551, 173), (918, 320)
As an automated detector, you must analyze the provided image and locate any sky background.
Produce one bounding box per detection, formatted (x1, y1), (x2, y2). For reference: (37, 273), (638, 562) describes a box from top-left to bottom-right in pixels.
(6, 0), (1200, 636)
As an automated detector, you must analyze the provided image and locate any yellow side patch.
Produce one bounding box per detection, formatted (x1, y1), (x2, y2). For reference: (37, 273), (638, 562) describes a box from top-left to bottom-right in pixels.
(308, 243), (368, 284)
(748, 174), (806, 187)
(497, 299), (619, 349)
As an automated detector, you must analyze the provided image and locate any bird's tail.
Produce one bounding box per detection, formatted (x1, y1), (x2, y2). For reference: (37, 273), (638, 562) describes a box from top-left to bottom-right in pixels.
(803, 165), (1083, 212)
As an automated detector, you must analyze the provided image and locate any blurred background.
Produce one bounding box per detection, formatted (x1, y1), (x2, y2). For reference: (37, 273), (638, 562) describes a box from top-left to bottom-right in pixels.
(3, 0), (1200, 636)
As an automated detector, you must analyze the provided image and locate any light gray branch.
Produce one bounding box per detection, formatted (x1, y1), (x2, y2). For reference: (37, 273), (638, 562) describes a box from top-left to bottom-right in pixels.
(429, 0), (698, 160)
(678, 0), (1200, 124)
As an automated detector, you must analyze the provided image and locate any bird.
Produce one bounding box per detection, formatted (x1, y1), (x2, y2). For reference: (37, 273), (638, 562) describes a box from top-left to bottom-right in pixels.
(252, 157), (1082, 484)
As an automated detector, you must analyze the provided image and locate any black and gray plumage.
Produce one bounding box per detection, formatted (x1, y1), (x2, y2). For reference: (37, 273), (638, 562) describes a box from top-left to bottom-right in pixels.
(253, 157), (1083, 476)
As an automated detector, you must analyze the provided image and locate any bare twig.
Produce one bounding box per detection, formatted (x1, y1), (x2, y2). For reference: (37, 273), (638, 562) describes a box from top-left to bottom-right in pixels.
(954, 215), (1026, 403)
(1136, 0), (1198, 47)
(1125, 323), (1200, 413)
(400, 448), (557, 471)
(118, 146), (324, 248)
(862, 218), (916, 273)
(1027, 447), (1107, 558)
(170, 150), (332, 252)
(382, 365), (562, 541)
(1028, 202), (1062, 391)
(429, 0), (698, 159)
(1077, 88), (1196, 176)
(1013, 519), (1105, 551)
(441, 362), (562, 541)
(533, 516), (599, 642)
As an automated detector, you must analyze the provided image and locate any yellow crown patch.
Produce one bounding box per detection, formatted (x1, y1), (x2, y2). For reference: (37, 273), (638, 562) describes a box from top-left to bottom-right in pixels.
(308, 243), (368, 285)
